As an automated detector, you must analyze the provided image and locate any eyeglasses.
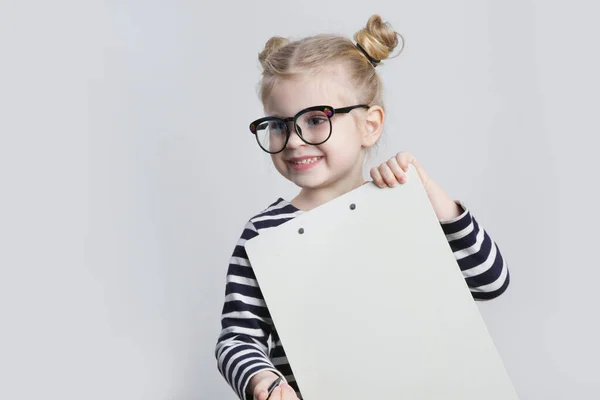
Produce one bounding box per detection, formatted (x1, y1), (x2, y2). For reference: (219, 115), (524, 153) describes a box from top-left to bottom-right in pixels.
(249, 104), (369, 154)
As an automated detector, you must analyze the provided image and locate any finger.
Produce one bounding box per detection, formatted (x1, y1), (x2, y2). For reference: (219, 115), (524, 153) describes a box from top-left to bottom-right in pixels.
(410, 157), (429, 186)
(370, 167), (386, 188)
(412, 157), (424, 174)
(281, 383), (298, 399)
(255, 389), (269, 400)
(386, 158), (407, 184)
(395, 152), (416, 172)
(379, 163), (398, 187)
(269, 386), (282, 400)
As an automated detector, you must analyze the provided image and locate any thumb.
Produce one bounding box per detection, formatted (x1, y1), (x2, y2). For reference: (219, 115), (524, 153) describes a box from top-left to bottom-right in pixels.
(411, 158), (429, 187)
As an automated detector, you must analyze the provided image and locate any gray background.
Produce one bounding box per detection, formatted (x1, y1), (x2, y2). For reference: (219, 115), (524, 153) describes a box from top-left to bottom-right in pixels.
(0, 0), (598, 399)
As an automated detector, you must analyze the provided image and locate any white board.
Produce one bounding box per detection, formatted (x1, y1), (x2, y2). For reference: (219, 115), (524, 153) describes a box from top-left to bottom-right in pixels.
(245, 166), (518, 399)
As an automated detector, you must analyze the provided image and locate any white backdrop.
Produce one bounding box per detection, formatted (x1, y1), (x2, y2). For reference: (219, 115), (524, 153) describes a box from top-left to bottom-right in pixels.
(1, 0), (598, 399)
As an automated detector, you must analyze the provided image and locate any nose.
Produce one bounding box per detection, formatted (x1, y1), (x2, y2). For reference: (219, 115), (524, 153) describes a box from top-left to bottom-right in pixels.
(285, 124), (306, 149)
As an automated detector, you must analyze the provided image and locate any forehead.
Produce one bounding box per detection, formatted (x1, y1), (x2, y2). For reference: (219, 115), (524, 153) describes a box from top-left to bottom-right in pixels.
(264, 65), (356, 117)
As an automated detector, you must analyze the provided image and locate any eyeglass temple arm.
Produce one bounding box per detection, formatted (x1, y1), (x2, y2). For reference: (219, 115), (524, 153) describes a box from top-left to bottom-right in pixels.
(334, 105), (370, 114)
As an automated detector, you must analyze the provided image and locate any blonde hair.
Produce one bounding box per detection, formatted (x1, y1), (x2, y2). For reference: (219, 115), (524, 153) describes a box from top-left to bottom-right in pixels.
(257, 14), (404, 109)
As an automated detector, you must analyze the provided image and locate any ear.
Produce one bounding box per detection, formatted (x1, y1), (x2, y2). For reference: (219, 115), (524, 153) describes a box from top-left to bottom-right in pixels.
(361, 105), (385, 147)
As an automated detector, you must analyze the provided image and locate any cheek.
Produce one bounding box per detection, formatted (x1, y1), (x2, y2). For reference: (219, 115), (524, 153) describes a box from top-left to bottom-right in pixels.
(327, 121), (364, 153)
(320, 137), (363, 167)
(271, 154), (287, 173)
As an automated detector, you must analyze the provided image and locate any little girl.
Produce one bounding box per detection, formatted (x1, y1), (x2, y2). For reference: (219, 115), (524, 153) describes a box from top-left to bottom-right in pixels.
(215, 15), (510, 400)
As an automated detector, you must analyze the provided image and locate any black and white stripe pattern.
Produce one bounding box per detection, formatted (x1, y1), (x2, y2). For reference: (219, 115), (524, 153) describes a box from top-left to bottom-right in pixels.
(215, 198), (509, 399)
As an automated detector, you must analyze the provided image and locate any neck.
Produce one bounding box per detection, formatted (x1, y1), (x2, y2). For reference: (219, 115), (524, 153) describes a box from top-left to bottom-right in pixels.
(291, 174), (367, 211)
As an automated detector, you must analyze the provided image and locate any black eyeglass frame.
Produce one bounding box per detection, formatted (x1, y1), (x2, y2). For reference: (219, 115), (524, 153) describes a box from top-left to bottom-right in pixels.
(249, 104), (370, 154)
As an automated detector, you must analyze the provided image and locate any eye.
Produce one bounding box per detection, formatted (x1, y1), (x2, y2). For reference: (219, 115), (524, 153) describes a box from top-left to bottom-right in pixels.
(307, 116), (327, 127)
(268, 120), (287, 133)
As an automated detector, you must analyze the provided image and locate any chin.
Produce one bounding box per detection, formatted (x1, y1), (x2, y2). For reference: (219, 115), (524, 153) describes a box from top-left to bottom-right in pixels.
(287, 175), (332, 190)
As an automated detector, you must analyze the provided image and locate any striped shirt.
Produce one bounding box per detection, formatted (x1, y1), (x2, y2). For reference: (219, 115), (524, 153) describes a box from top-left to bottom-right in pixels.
(215, 198), (510, 399)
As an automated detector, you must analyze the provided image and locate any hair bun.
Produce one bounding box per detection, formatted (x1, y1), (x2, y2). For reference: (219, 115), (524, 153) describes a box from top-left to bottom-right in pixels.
(353, 14), (403, 63)
(258, 36), (290, 68)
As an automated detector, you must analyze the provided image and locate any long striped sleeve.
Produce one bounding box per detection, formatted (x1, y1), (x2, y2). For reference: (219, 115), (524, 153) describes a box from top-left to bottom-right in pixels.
(215, 221), (285, 400)
(440, 202), (510, 300)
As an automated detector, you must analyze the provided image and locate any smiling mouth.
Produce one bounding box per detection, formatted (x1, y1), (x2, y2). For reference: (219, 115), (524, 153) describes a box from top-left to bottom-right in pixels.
(288, 156), (323, 165)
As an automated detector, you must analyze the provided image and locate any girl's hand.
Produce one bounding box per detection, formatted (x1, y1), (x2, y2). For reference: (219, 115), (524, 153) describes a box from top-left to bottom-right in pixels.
(261, 383), (300, 400)
(252, 374), (299, 400)
(370, 152), (429, 191)
(370, 152), (462, 221)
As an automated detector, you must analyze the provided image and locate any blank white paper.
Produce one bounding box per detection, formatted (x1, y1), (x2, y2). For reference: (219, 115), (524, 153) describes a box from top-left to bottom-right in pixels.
(245, 166), (518, 399)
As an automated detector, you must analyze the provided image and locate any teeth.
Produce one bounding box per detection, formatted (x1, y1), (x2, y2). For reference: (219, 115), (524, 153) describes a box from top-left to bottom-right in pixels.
(292, 157), (320, 165)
